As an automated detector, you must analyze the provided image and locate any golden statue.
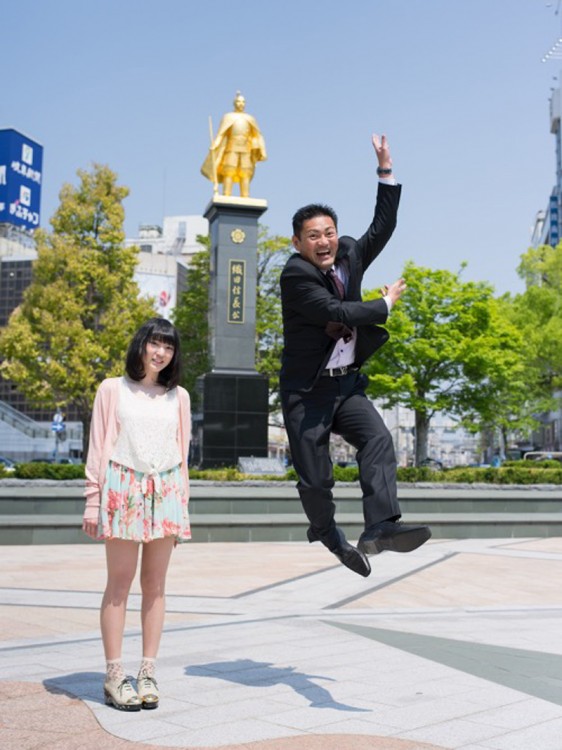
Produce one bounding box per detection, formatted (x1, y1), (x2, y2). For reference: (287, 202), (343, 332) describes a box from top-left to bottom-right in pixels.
(201, 92), (267, 198)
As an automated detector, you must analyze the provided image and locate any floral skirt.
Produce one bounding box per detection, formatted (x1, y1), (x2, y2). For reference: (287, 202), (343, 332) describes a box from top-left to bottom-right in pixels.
(98, 460), (191, 543)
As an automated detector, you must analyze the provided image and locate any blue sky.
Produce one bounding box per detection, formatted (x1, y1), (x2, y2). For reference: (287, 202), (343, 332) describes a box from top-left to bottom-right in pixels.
(3, 0), (561, 295)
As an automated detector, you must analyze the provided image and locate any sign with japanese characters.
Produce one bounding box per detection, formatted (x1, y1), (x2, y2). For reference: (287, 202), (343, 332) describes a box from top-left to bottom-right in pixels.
(227, 259), (245, 324)
(0, 129), (43, 231)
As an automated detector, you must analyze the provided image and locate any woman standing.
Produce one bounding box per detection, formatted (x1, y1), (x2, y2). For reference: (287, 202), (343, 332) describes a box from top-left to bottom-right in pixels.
(82, 318), (191, 711)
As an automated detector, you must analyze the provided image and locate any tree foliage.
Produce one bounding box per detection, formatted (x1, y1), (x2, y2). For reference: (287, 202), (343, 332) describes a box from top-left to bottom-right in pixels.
(362, 261), (527, 464)
(172, 235), (212, 409)
(0, 164), (155, 455)
(513, 244), (562, 392)
(255, 227), (292, 412)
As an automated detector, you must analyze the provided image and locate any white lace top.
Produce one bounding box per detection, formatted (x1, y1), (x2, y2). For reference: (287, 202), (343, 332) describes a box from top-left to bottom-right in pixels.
(111, 377), (182, 476)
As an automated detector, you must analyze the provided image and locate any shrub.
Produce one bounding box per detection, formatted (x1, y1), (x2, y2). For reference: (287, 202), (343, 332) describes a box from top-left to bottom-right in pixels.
(444, 466), (562, 485)
(333, 465), (360, 482)
(14, 462), (85, 480)
(396, 467), (445, 482)
(4, 462), (562, 484)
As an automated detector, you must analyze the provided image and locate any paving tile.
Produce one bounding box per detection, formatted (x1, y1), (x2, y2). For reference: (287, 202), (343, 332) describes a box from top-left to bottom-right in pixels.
(163, 719), (304, 747)
(470, 716), (562, 749)
(1, 539), (562, 748)
(401, 718), (510, 748)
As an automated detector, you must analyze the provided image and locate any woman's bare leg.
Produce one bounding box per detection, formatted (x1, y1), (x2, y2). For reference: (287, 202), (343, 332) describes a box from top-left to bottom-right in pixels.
(101, 539), (139, 662)
(139, 537), (175, 658)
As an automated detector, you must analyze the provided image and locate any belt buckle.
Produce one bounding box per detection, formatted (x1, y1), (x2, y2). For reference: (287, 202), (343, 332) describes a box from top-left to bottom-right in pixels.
(340, 365), (348, 375)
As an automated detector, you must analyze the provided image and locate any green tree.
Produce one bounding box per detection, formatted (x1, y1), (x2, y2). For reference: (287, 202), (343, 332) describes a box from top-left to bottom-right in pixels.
(363, 261), (526, 465)
(172, 235), (212, 409)
(0, 164), (155, 456)
(255, 227), (292, 412)
(514, 244), (562, 392)
(490, 242), (562, 452)
(456, 294), (539, 453)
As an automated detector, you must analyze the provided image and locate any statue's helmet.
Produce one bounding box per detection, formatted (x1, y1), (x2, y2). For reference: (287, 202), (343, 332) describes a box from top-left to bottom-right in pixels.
(233, 91), (246, 110)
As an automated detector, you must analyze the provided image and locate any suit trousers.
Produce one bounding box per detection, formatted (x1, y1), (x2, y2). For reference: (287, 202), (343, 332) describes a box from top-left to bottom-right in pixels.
(281, 371), (401, 549)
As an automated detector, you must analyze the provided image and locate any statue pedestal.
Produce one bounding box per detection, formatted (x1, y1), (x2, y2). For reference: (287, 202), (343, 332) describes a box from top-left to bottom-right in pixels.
(195, 371), (269, 468)
(196, 197), (269, 469)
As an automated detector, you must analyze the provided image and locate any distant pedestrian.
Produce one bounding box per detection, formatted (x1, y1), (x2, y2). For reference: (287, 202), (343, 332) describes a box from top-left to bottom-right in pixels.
(82, 318), (191, 711)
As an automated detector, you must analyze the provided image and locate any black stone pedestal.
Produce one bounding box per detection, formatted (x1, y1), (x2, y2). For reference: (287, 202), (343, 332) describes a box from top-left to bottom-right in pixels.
(195, 371), (269, 468)
(194, 196), (269, 469)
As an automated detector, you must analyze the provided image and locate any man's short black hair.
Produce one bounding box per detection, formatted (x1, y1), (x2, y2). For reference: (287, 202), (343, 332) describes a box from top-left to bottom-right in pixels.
(292, 204), (338, 238)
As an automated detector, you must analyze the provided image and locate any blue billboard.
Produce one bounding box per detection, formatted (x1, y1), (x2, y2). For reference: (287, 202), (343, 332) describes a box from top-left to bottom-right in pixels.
(0, 128), (43, 231)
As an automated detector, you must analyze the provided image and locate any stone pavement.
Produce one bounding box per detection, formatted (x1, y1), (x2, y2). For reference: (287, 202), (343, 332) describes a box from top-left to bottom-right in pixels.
(1, 536), (562, 749)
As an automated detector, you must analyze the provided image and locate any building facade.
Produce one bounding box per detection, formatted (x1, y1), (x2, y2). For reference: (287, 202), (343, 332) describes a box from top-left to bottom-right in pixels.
(125, 215), (208, 318)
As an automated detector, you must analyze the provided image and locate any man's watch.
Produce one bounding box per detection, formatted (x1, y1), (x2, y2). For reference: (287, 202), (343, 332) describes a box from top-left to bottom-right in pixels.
(377, 167), (393, 176)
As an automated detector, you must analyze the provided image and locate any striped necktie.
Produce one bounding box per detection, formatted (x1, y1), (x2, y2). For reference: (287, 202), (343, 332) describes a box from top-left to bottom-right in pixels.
(327, 267), (345, 299)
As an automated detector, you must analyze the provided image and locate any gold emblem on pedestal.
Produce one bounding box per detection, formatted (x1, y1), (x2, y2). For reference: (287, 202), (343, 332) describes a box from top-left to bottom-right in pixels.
(231, 228), (246, 244)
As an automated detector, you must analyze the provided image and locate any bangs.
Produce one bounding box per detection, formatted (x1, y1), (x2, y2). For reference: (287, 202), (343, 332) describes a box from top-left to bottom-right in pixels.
(147, 320), (178, 347)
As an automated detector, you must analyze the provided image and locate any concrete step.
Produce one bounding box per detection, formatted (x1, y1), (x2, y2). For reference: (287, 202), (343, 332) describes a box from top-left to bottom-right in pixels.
(1, 483), (561, 516)
(1, 512), (562, 545)
(1, 481), (561, 544)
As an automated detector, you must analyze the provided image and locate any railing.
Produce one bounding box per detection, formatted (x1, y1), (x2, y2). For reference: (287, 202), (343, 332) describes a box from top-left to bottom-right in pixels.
(0, 400), (82, 440)
(523, 451), (562, 461)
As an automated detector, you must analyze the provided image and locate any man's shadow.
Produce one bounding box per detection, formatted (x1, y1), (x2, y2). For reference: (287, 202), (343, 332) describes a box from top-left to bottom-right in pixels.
(43, 672), (106, 705)
(185, 659), (369, 712)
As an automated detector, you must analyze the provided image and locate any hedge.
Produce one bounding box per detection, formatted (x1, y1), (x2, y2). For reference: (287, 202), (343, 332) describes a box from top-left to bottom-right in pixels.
(1, 461), (561, 484)
(13, 462), (86, 480)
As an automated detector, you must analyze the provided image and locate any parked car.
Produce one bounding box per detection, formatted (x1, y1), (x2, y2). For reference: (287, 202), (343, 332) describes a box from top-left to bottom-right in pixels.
(30, 457), (82, 465)
(0, 456), (16, 473)
(523, 451), (562, 463)
(419, 457), (444, 470)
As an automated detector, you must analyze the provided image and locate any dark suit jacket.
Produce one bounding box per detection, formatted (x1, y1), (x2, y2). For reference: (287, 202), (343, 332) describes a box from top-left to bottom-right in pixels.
(280, 182), (401, 392)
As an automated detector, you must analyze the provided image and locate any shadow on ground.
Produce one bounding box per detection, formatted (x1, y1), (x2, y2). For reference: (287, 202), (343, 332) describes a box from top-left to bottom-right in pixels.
(186, 658), (370, 711)
(44, 671), (106, 705)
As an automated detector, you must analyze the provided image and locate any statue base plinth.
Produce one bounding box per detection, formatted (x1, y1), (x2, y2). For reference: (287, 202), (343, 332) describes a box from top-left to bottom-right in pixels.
(193, 371), (269, 469)
(204, 195), (268, 214)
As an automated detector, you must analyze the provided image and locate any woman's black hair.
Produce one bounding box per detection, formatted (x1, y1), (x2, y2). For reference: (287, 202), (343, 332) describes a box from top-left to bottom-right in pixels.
(125, 317), (181, 389)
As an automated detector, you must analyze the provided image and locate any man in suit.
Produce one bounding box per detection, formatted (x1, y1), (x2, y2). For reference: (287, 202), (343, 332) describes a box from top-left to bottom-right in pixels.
(280, 134), (431, 578)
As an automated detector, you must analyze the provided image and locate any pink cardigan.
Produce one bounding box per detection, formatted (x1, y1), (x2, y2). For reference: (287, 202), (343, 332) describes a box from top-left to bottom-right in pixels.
(83, 377), (191, 522)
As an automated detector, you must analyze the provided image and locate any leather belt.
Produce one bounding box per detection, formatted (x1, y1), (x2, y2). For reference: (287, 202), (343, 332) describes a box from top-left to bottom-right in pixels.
(321, 365), (359, 377)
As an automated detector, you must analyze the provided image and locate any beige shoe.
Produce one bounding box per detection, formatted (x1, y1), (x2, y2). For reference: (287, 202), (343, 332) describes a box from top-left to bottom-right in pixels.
(104, 678), (142, 711)
(137, 674), (159, 709)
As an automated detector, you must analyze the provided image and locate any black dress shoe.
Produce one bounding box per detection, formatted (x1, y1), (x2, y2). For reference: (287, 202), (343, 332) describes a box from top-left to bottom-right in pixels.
(329, 526), (371, 577)
(307, 525), (371, 577)
(331, 541), (371, 577)
(358, 521), (431, 556)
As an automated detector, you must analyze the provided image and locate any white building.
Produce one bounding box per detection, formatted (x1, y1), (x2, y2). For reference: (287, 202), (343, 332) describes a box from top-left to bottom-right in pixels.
(125, 215), (208, 319)
(268, 401), (480, 469)
(376, 403), (480, 467)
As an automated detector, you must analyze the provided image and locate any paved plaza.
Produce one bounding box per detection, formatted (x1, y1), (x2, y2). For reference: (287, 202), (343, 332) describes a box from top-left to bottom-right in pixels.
(1, 535), (562, 749)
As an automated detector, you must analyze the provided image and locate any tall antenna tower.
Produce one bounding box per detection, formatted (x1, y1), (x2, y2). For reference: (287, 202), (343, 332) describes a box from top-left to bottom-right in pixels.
(542, 1), (562, 62)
